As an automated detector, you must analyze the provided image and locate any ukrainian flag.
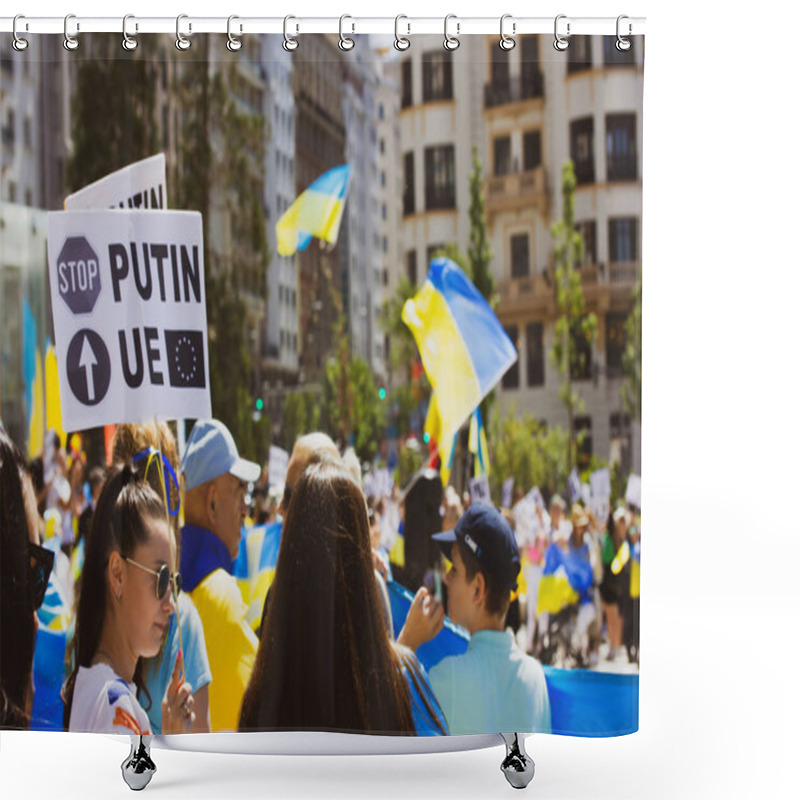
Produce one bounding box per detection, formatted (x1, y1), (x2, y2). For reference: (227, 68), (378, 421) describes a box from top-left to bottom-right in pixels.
(424, 392), (457, 487)
(402, 258), (516, 444)
(537, 542), (593, 615)
(233, 521), (283, 632)
(45, 338), (67, 446)
(23, 300), (45, 458)
(276, 164), (351, 256)
(468, 407), (489, 477)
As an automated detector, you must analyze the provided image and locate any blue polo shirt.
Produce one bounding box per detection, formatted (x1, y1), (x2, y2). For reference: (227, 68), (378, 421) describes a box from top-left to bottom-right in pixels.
(428, 629), (551, 735)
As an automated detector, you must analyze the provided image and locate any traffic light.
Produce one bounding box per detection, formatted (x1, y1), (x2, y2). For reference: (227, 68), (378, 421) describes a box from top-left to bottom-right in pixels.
(255, 397), (264, 411)
(378, 386), (386, 400)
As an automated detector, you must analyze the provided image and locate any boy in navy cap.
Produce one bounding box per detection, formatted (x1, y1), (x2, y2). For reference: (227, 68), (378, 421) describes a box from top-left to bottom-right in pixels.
(401, 502), (551, 735)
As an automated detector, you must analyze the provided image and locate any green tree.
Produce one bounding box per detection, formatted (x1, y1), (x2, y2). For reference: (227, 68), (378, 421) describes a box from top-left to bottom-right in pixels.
(489, 407), (571, 502)
(467, 146), (495, 304)
(281, 390), (321, 451)
(550, 161), (597, 470)
(173, 43), (270, 461)
(67, 37), (159, 191)
(622, 273), (642, 422)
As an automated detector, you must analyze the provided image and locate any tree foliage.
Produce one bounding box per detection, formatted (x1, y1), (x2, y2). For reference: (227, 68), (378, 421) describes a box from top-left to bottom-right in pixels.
(467, 146), (495, 304)
(622, 273), (642, 422)
(550, 161), (597, 469)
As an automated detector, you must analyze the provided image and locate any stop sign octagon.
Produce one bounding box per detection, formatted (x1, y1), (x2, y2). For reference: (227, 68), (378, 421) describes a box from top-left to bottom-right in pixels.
(56, 236), (101, 315)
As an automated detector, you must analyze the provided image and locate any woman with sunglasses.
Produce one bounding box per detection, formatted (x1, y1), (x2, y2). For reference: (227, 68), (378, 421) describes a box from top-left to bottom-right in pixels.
(111, 422), (212, 734)
(1, 427), (51, 728)
(63, 464), (196, 735)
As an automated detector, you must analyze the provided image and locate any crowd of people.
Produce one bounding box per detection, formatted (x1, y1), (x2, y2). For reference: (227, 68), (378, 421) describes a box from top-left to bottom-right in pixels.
(1, 416), (639, 738)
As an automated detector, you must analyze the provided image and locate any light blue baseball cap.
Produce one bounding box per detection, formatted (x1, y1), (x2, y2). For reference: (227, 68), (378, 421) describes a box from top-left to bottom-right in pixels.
(181, 419), (261, 491)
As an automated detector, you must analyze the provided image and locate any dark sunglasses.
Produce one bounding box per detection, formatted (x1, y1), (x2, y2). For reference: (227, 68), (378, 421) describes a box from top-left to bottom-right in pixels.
(29, 542), (54, 610)
(131, 448), (181, 516)
(125, 557), (182, 601)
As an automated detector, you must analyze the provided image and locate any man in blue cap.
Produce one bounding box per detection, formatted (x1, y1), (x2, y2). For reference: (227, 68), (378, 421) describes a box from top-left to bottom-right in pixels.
(402, 502), (551, 735)
(180, 419), (261, 731)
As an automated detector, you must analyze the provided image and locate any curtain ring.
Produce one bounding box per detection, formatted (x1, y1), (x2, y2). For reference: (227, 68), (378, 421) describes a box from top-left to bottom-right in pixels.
(283, 15), (298, 51)
(616, 15), (632, 52)
(499, 14), (516, 51)
(12, 15), (28, 52)
(339, 15), (355, 51)
(227, 15), (242, 52)
(443, 14), (460, 51)
(63, 14), (79, 51)
(394, 15), (410, 51)
(553, 14), (569, 51)
(122, 14), (138, 51)
(176, 14), (191, 51)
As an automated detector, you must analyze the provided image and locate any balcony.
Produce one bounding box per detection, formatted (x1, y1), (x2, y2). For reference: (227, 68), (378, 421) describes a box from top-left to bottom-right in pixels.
(484, 72), (544, 109)
(608, 260), (640, 285)
(496, 273), (553, 315)
(485, 167), (547, 218)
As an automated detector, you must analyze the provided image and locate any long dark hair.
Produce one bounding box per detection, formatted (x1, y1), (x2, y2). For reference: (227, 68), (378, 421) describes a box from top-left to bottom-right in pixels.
(239, 462), (415, 734)
(62, 464), (165, 729)
(0, 428), (37, 729)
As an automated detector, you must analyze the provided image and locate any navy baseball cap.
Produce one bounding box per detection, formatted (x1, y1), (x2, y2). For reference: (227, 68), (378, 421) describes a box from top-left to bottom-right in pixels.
(432, 502), (521, 592)
(181, 419), (261, 491)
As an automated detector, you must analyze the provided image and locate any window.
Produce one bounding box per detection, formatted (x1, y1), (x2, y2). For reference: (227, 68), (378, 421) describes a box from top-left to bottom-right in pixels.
(491, 47), (510, 85)
(24, 188), (32, 207)
(606, 114), (637, 181)
(379, 138), (385, 155)
(403, 152), (415, 216)
(511, 234), (530, 279)
(574, 416), (593, 470)
(526, 323), (545, 387)
(523, 130), (541, 171)
(608, 217), (639, 263)
(379, 103), (385, 120)
(570, 117), (595, 185)
(570, 319), (593, 382)
(381, 203), (387, 220)
(493, 136), (512, 176)
(406, 250), (418, 285)
(567, 36), (592, 74)
(401, 60), (413, 108)
(8, 182), (16, 203)
(502, 326), (520, 389)
(422, 51), (453, 102)
(424, 145), (456, 210)
(521, 36), (543, 98)
(610, 411), (631, 440)
(162, 106), (169, 150)
(380, 170), (386, 188)
(603, 35), (636, 67)
(576, 221), (597, 266)
(605, 312), (628, 378)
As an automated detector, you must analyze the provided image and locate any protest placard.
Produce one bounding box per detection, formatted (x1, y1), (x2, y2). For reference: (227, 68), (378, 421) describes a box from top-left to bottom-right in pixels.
(268, 446), (289, 487)
(502, 477), (515, 509)
(64, 154), (167, 211)
(625, 474), (642, 509)
(47, 210), (210, 430)
(469, 474), (491, 505)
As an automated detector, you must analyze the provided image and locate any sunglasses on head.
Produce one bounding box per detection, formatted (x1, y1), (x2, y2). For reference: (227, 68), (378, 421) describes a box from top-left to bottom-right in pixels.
(29, 542), (54, 610)
(125, 557), (182, 601)
(131, 447), (181, 516)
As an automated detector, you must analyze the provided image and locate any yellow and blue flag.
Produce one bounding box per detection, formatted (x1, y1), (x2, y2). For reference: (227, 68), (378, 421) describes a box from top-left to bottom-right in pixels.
(402, 257), (516, 445)
(233, 521), (282, 632)
(537, 542), (594, 615)
(44, 338), (67, 446)
(424, 391), (457, 486)
(276, 164), (351, 256)
(468, 406), (489, 477)
(23, 300), (45, 458)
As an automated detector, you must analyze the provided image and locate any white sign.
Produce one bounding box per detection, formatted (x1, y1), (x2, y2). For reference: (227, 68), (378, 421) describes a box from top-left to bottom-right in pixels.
(47, 210), (210, 430)
(268, 445), (289, 487)
(590, 468), (611, 501)
(625, 474), (642, 509)
(568, 467), (581, 502)
(375, 468), (393, 499)
(65, 154), (167, 211)
(502, 477), (515, 509)
(469, 474), (491, 505)
(525, 486), (546, 510)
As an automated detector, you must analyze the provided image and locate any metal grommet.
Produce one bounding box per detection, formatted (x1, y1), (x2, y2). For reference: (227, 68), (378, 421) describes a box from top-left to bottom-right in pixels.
(394, 14), (410, 51)
(63, 14), (79, 51)
(499, 14), (515, 51)
(175, 14), (191, 51)
(553, 14), (569, 51)
(227, 15), (242, 52)
(122, 14), (138, 51)
(616, 15), (632, 52)
(283, 15), (298, 52)
(339, 15), (354, 51)
(12, 15), (28, 51)
(443, 14), (460, 51)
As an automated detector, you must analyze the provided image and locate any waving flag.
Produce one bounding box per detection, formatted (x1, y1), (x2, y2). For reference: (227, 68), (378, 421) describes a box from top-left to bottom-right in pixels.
(276, 164), (351, 256)
(424, 391), (457, 486)
(537, 542), (594, 615)
(233, 521), (283, 632)
(23, 300), (45, 458)
(468, 406), (489, 477)
(402, 258), (516, 445)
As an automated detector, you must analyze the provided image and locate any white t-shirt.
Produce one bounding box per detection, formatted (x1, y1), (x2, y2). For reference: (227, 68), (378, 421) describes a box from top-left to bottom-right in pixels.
(69, 662), (152, 735)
